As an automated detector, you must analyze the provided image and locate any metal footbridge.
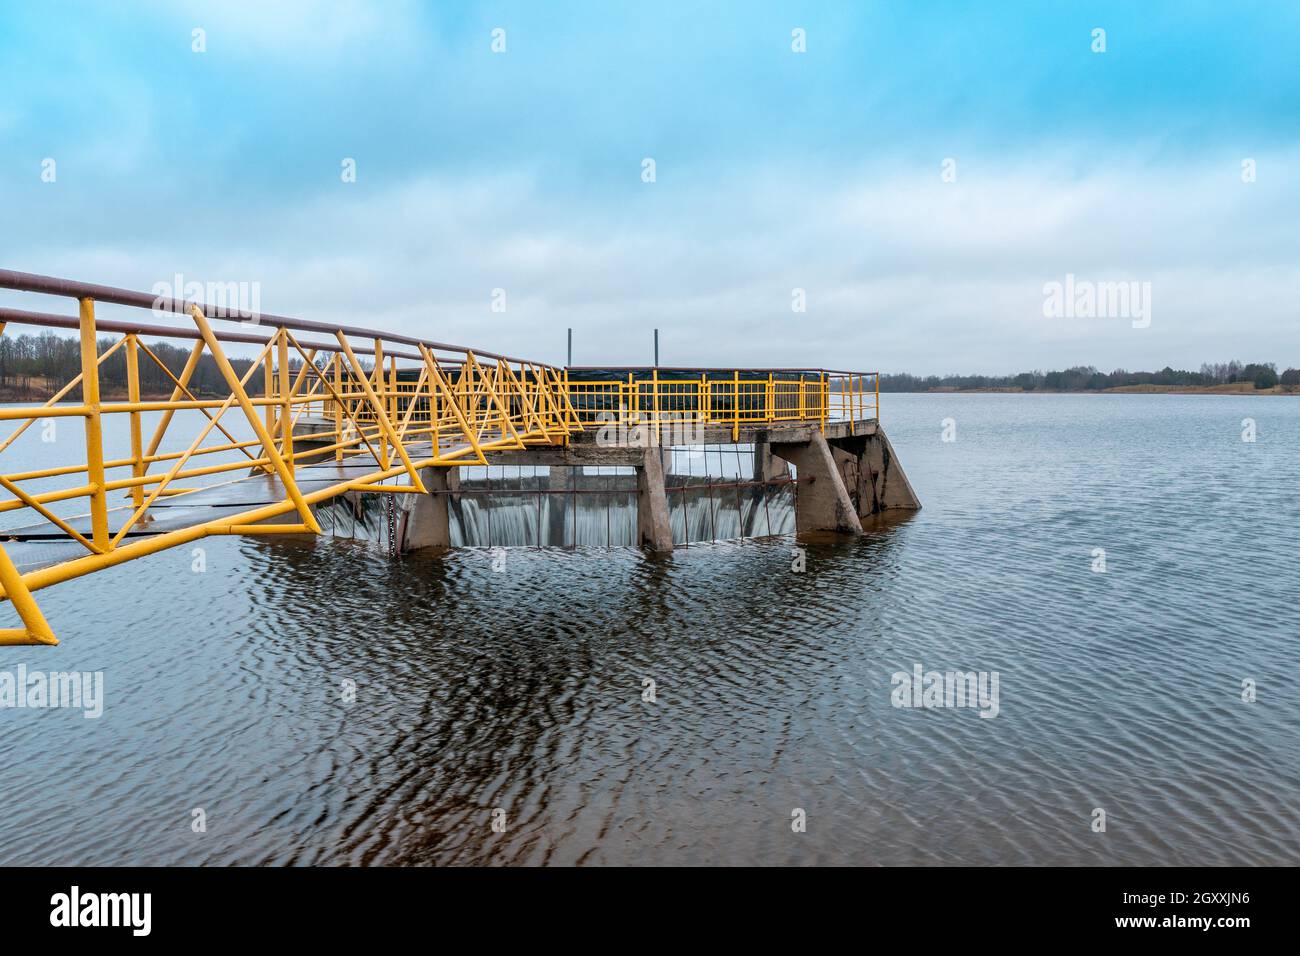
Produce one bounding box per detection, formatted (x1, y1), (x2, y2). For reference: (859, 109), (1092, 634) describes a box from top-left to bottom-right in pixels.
(0, 270), (879, 645)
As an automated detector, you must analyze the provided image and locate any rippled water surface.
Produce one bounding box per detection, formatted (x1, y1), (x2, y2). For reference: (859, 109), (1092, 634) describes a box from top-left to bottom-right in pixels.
(2, 394), (1298, 865)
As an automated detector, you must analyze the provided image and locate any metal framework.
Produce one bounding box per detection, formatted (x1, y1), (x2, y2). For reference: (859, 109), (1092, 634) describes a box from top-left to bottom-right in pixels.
(0, 270), (878, 645)
(564, 367), (878, 440)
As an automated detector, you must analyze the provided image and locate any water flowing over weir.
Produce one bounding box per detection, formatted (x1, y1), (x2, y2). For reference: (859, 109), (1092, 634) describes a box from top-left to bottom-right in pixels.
(316, 444), (797, 549)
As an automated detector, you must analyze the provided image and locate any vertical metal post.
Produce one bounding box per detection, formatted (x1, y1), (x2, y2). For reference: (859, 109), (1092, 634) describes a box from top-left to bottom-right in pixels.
(654, 328), (659, 368)
(125, 334), (144, 509)
(389, 355), (398, 439)
(264, 350), (275, 435)
(460, 360), (470, 421)
(820, 373), (828, 434)
(732, 368), (739, 441)
(374, 338), (388, 470)
(567, 328), (572, 367)
(333, 353), (343, 461)
(651, 366), (660, 446)
(278, 328), (293, 475)
(561, 367), (571, 445)
(78, 298), (110, 552)
(431, 358), (441, 457)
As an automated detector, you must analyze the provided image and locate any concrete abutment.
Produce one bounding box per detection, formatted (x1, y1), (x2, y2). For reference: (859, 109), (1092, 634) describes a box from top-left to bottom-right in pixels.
(770, 425), (920, 533)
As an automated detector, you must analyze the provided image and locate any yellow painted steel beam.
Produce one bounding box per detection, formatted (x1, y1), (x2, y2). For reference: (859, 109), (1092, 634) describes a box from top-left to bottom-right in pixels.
(78, 299), (111, 552)
(0, 542), (57, 645)
(11, 449), (471, 597)
(285, 331), (386, 466)
(116, 391), (239, 532)
(278, 329), (293, 476)
(190, 308), (321, 534)
(0, 282), (886, 647)
(335, 332), (426, 494)
(418, 344), (488, 465)
(263, 347), (275, 437)
(0, 406), (89, 420)
(343, 482), (426, 494)
(136, 339), (258, 463)
(372, 338), (387, 469)
(549, 366), (582, 431)
(332, 353), (343, 461)
(393, 367), (429, 441)
(109, 346), (268, 547)
(471, 354), (526, 447)
(144, 340), (205, 460)
(124, 334), (145, 510)
(0, 474), (100, 553)
(520, 361), (568, 442)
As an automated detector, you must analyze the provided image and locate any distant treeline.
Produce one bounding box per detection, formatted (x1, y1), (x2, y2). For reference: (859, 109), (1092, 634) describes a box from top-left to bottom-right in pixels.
(0, 331), (264, 398)
(880, 361), (1297, 392)
(1, 330), (1294, 398)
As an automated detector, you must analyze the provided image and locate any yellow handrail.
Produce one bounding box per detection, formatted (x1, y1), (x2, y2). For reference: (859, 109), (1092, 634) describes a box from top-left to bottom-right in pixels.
(0, 271), (876, 645)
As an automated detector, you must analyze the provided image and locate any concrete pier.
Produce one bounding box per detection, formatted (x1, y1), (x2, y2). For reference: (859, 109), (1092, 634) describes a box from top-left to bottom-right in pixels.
(825, 430), (922, 520)
(400, 467), (460, 550)
(547, 465), (571, 546)
(635, 449), (674, 552)
(770, 432), (864, 535)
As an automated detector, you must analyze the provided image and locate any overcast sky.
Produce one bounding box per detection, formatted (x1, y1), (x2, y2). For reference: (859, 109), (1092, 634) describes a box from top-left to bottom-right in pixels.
(1, 1), (1297, 374)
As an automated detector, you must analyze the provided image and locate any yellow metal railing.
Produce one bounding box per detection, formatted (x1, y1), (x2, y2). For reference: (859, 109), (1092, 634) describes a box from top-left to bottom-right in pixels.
(0, 270), (581, 645)
(564, 368), (879, 440)
(0, 271), (878, 646)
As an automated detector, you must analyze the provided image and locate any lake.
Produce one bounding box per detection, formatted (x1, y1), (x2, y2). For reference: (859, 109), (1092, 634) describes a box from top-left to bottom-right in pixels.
(1, 393), (1296, 865)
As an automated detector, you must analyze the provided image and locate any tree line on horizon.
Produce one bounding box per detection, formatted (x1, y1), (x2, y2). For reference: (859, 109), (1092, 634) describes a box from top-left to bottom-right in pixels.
(0, 329), (389, 398)
(1, 329), (1294, 397)
(879, 360), (1296, 392)
(0, 330), (264, 397)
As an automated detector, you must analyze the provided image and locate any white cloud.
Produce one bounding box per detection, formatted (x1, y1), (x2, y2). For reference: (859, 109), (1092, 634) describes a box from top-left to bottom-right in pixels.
(5, 152), (1298, 374)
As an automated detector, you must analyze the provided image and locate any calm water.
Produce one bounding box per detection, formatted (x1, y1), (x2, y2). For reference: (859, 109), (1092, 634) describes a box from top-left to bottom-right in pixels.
(1, 393), (1297, 865)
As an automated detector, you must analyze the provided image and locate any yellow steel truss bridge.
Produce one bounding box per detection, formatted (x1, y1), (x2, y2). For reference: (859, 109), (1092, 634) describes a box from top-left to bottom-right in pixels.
(0, 270), (881, 645)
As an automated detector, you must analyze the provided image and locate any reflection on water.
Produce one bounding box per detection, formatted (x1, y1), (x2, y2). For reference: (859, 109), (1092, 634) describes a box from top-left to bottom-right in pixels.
(1, 394), (1298, 865)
